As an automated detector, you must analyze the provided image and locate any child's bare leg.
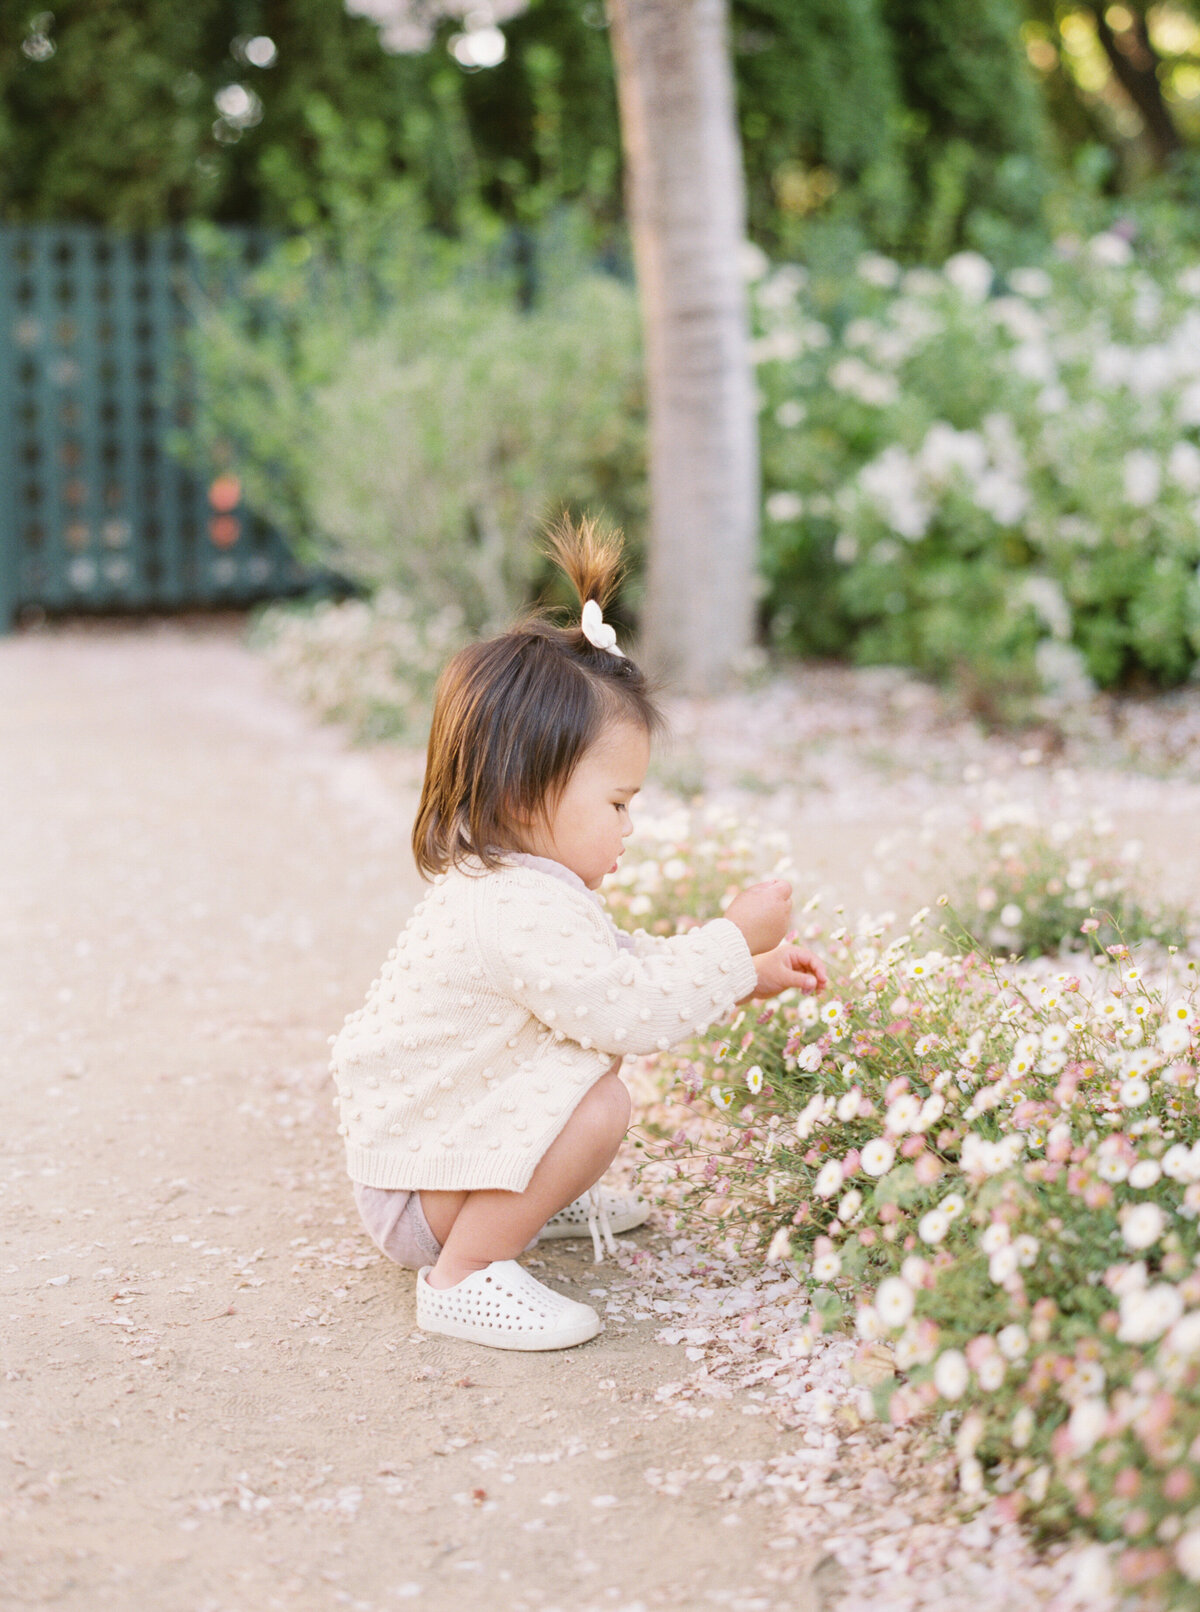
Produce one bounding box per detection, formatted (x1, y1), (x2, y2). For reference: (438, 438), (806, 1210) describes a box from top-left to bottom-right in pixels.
(422, 1068), (630, 1289)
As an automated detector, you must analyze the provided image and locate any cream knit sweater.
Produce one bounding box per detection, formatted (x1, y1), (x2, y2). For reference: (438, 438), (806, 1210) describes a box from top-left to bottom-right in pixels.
(330, 854), (757, 1193)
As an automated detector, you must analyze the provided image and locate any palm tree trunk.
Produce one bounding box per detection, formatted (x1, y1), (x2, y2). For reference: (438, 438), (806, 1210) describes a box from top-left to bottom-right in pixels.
(606, 0), (758, 693)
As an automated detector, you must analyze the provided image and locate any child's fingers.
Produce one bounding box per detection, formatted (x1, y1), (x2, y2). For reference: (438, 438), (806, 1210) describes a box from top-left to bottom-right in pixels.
(792, 946), (828, 989)
(778, 960), (820, 994)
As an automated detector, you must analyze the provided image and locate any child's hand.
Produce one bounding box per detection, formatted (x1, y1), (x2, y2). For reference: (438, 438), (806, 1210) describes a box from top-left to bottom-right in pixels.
(745, 942), (828, 1002)
(724, 879), (793, 956)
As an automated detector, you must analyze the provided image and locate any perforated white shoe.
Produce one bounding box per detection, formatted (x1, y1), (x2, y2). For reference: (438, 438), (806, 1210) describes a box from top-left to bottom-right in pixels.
(415, 1260), (602, 1351)
(541, 1186), (650, 1261)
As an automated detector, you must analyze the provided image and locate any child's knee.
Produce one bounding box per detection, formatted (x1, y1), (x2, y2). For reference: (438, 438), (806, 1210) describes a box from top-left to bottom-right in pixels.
(578, 1070), (631, 1151)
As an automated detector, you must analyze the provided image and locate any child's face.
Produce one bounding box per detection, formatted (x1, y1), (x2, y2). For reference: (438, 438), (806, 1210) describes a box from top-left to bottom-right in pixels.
(522, 719), (650, 890)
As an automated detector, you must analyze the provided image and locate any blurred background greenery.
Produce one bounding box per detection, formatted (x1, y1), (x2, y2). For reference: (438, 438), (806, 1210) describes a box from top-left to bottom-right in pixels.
(7, 0), (1200, 712)
(10, 0), (1200, 254)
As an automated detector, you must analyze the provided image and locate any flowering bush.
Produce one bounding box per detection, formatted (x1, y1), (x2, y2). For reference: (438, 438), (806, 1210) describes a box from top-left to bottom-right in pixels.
(603, 802), (793, 936)
(253, 589), (467, 743)
(944, 801), (1185, 960)
(754, 237), (1200, 708)
(645, 907), (1200, 1603)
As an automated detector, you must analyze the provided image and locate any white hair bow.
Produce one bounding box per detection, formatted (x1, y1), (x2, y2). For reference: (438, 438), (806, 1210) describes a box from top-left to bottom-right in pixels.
(580, 599), (624, 658)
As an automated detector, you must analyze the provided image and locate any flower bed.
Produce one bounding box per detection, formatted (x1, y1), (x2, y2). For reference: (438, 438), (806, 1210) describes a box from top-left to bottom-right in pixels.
(942, 800), (1185, 960)
(253, 589), (467, 743)
(643, 905), (1200, 1604)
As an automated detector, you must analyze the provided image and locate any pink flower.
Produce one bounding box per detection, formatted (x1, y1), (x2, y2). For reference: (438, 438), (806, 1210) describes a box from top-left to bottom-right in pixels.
(1117, 1548), (1169, 1585)
(992, 1494), (1021, 1526)
(965, 1335), (995, 1370)
(1114, 1468), (1141, 1500)
(914, 1153), (944, 1186)
(1164, 1469), (1193, 1502)
(885, 1076), (911, 1102)
(842, 1149), (861, 1178)
(900, 1135), (925, 1158)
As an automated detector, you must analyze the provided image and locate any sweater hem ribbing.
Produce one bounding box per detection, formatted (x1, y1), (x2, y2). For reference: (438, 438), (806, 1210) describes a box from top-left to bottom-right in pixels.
(346, 1145), (542, 1195)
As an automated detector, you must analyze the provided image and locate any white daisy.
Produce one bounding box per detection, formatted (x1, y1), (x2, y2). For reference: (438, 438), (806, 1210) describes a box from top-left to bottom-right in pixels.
(1120, 1075), (1151, 1108)
(977, 1354), (1006, 1391)
(814, 1159), (843, 1198)
(860, 1138), (896, 1177)
(980, 1223), (1010, 1255)
(1122, 1201), (1165, 1250)
(997, 1323), (1028, 1360)
(875, 1277), (915, 1329)
(933, 1349), (969, 1401)
(1128, 1158), (1162, 1189)
(918, 1209), (949, 1246)
(836, 1090), (861, 1122)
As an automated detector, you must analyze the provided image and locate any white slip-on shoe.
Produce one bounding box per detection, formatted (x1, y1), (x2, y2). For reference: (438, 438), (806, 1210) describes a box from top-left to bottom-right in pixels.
(415, 1260), (602, 1351)
(541, 1186), (650, 1262)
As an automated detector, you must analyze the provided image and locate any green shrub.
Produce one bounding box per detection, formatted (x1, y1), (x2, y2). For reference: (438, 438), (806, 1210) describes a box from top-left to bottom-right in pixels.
(187, 210), (645, 631)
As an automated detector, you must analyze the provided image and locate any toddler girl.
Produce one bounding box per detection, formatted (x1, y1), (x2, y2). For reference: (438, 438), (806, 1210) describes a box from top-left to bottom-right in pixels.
(330, 519), (827, 1351)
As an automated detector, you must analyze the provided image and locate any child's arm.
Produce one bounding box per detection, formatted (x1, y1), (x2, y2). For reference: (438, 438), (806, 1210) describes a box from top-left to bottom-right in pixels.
(479, 883), (757, 1055)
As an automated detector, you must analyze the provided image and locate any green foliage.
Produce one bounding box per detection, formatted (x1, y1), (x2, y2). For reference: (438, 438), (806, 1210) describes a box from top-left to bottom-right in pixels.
(186, 208), (644, 629)
(3, 0), (1058, 263)
(0, 0), (457, 228)
(0, 0), (623, 236)
(735, 0), (1052, 260)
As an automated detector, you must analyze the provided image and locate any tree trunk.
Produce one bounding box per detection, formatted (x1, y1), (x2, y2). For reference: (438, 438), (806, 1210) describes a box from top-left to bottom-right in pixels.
(1088, 5), (1181, 168)
(606, 0), (758, 694)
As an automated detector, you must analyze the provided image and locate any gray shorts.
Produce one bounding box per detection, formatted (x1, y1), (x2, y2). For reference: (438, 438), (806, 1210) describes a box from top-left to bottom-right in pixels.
(353, 1182), (442, 1269)
(353, 1183), (541, 1269)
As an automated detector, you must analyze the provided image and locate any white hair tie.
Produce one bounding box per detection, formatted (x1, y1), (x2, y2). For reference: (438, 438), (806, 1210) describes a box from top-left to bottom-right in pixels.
(580, 599), (624, 658)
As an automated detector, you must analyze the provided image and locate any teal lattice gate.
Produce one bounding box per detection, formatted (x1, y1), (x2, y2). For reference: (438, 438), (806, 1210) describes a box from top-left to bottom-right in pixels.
(0, 225), (323, 628)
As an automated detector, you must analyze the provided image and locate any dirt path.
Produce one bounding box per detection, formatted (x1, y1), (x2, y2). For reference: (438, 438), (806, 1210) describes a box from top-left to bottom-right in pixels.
(1, 622), (846, 1612)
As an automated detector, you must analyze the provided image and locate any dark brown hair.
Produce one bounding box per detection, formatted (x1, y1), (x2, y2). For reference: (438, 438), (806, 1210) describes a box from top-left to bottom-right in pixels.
(412, 517), (662, 879)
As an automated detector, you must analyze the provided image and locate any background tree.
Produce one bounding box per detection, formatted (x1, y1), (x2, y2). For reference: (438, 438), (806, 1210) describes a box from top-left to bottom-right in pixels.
(606, 0), (757, 689)
(4, 0), (1062, 257)
(1020, 2), (1200, 187)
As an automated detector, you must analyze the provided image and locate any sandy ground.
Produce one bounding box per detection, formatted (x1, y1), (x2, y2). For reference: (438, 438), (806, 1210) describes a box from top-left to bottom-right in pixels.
(1, 622), (843, 1612)
(5, 620), (1199, 1612)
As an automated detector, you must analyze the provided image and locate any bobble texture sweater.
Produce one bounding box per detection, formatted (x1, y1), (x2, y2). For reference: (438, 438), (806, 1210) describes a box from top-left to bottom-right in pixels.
(330, 855), (757, 1193)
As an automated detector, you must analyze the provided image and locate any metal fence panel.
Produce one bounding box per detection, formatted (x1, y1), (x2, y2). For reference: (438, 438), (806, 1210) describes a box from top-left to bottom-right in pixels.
(0, 225), (323, 627)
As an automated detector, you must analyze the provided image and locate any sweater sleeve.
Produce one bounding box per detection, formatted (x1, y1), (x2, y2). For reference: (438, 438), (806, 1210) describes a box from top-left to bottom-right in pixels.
(478, 877), (757, 1055)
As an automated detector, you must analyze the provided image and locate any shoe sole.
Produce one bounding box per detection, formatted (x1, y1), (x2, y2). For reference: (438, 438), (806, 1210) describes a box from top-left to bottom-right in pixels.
(415, 1309), (602, 1351)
